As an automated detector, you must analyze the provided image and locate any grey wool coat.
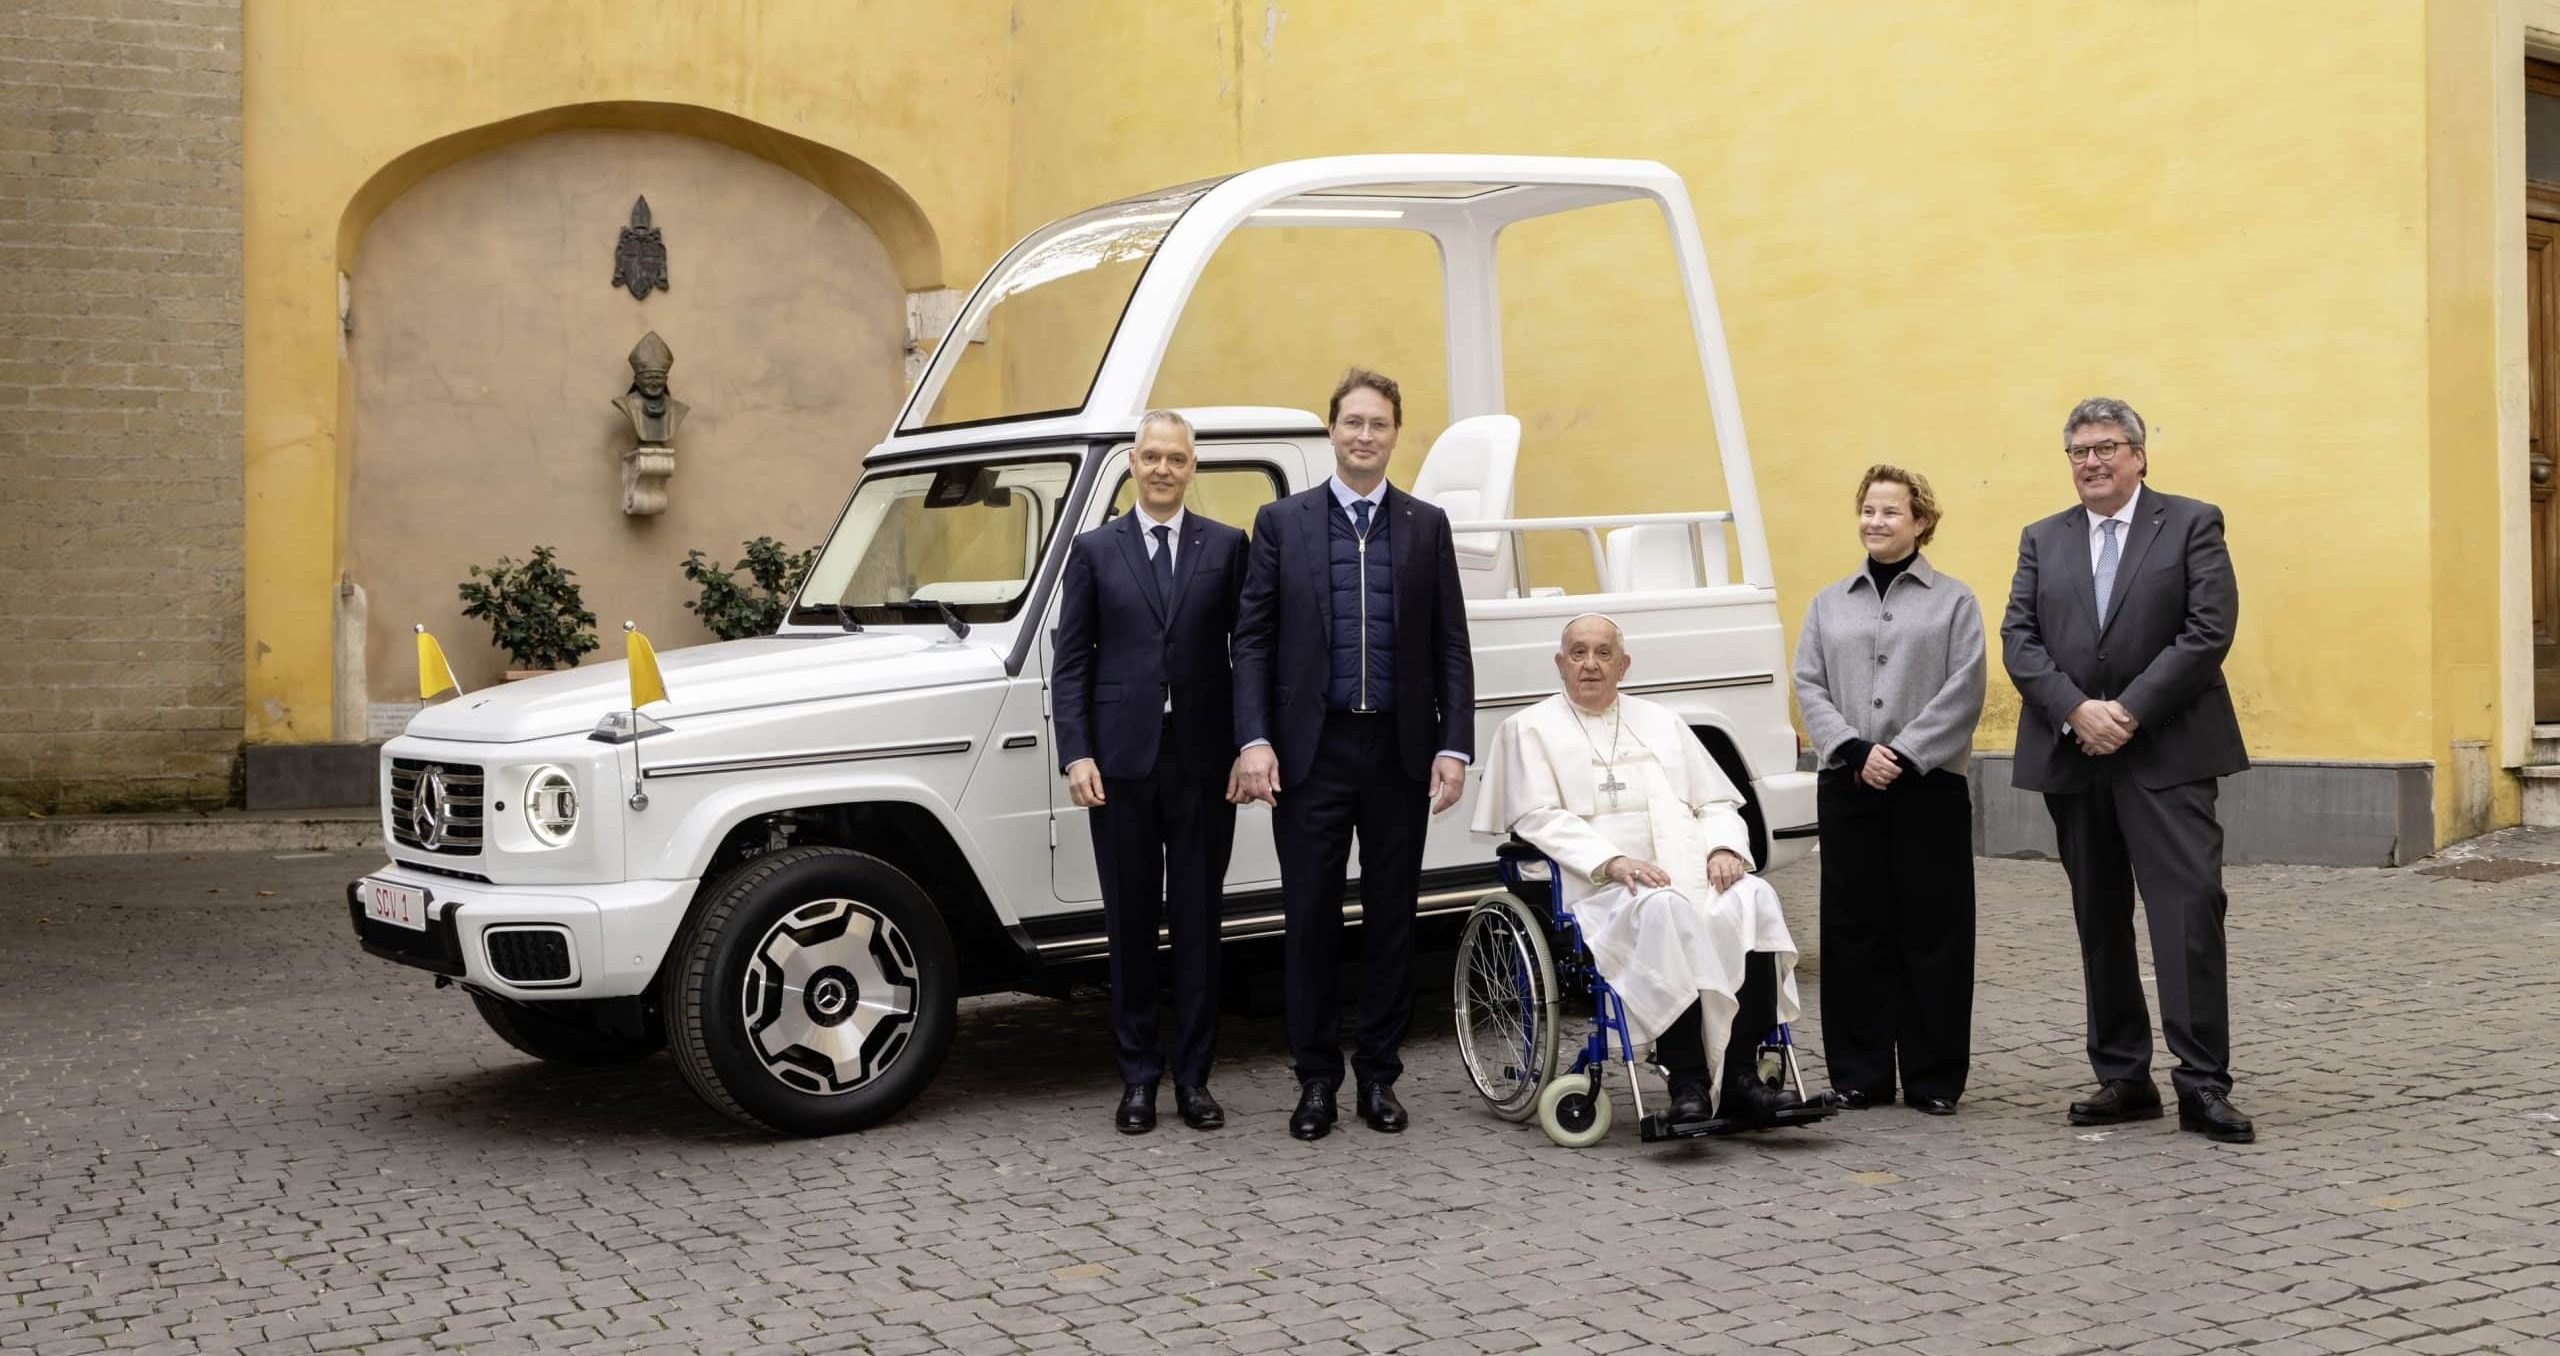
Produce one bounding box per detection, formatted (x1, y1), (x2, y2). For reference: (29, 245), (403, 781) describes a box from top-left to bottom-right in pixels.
(1792, 553), (1990, 776)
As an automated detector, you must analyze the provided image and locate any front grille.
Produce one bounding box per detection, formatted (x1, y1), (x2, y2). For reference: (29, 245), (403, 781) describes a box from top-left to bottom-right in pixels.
(390, 758), (485, 856)
(483, 926), (575, 985)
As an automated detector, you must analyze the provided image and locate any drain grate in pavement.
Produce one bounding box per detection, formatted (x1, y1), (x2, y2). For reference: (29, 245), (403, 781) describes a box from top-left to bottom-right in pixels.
(2418, 858), (2560, 882)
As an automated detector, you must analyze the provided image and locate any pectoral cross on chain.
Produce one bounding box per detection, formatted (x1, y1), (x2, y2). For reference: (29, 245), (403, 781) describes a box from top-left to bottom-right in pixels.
(1596, 769), (1627, 809)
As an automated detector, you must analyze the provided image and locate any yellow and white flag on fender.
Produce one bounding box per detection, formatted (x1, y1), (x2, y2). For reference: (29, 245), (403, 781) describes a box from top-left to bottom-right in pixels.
(624, 621), (669, 709)
(415, 624), (461, 701)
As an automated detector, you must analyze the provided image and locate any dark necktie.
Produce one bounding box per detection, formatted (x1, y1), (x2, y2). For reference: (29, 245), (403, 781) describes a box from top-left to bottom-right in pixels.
(1150, 523), (1174, 610)
(1353, 499), (1371, 539)
(2094, 518), (2121, 625)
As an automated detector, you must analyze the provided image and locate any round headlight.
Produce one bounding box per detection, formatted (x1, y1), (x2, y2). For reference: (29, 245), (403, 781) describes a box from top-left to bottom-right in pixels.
(524, 765), (579, 846)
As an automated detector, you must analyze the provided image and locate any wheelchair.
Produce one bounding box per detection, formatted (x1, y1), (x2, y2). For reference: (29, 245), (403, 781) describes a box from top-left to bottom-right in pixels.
(1452, 841), (1837, 1147)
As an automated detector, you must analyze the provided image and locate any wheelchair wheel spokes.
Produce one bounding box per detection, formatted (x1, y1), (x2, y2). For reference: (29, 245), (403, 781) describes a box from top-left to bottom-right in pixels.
(1452, 893), (1559, 1124)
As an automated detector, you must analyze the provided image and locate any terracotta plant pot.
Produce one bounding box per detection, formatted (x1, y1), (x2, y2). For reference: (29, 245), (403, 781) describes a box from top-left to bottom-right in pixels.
(503, 669), (552, 683)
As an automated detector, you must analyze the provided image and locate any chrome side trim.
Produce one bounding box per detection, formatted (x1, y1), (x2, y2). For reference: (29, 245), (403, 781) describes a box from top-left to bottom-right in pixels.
(641, 738), (974, 780)
(1032, 885), (1489, 957)
(1474, 673), (1775, 711)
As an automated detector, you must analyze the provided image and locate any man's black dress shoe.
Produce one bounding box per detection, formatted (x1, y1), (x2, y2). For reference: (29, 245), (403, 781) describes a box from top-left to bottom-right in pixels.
(1116, 1082), (1158, 1134)
(2067, 1079), (2164, 1126)
(1909, 1097), (1959, 1117)
(1356, 1081), (1408, 1133)
(1834, 1088), (1892, 1110)
(1289, 1081), (1337, 1141)
(2178, 1089), (2256, 1144)
(1718, 1076), (1802, 1127)
(1666, 1079), (1713, 1124)
(1174, 1084), (1224, 1131)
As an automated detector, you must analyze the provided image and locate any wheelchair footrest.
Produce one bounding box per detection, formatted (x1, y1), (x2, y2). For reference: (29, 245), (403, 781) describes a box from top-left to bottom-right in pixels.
(1637, 1098), (1837, 1143)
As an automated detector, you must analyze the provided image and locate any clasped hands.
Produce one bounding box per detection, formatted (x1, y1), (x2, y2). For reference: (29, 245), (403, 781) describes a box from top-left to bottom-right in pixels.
(1601, 848), (1747, 895)
(2067, 699), (2141, 756)
(1219, 746), (1467, 814)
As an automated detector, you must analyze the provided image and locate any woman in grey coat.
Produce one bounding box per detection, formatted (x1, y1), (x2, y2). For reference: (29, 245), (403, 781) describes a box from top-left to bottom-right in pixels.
(1792, 465), (1987, 1114)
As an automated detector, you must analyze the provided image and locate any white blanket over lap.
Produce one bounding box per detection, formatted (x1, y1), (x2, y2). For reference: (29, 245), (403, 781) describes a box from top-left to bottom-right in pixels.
(1472, 694), (1802, 1108)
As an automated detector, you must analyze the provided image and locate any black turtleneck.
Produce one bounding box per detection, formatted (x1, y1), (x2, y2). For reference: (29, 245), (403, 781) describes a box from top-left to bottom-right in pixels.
(1867, 548), (1917, 599)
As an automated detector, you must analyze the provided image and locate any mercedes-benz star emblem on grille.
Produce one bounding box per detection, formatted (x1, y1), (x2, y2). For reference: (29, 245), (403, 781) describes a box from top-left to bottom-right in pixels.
(412, 767), (449, 850)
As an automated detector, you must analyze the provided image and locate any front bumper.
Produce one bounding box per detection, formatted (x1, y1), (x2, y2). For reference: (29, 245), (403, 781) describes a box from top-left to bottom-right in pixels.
(346, 862), (700, 999)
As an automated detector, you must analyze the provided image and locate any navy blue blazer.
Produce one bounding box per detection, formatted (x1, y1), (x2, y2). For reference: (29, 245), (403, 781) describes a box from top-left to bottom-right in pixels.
(1233, 483), (1475, 789)
(1053, 509), (1249, 781)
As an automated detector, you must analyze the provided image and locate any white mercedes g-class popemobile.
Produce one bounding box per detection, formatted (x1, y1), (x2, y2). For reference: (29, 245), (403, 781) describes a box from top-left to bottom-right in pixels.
(351, 155), (1815, 1135)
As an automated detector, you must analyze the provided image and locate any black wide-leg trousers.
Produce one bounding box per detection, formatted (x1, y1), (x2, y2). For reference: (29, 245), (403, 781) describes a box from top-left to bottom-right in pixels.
(1276, 711), (1426, 1089)
(1091, 734), (1236, 1088)
(2044, 764), (2231, 1101)
(1818, 766), (1976, 1103)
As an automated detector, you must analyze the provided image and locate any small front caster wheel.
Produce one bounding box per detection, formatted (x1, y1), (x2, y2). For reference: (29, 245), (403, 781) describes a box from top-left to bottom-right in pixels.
(1536, 1074), (1614, 1148)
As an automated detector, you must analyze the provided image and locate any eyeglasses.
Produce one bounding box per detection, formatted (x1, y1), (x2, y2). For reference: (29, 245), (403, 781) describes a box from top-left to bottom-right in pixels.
(1335, 417), (1395, 436)
(2064, 439), (2140, 464)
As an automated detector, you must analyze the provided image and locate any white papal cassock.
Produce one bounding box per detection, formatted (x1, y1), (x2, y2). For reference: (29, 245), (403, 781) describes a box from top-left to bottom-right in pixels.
(1472, 693), (1802, 1107)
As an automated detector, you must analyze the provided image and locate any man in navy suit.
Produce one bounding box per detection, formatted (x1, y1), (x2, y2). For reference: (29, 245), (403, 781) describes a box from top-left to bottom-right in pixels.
(1054, 409), (1250, 1135)
(1233, 369), (1475, 1141)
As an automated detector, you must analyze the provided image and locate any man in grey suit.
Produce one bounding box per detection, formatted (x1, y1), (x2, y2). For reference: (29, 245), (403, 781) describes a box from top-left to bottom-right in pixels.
(2001, 397), (2254, 1143)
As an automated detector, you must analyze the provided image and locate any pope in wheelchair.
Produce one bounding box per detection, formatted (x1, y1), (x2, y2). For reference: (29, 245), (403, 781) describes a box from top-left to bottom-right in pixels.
(1459, 613), (1832, 1145)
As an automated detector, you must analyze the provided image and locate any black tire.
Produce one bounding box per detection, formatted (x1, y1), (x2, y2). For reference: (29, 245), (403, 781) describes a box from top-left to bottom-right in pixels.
(661, 845), (958, 1135)
(469, 990), (663, 1065)
(1451, 892), (1558, 1123)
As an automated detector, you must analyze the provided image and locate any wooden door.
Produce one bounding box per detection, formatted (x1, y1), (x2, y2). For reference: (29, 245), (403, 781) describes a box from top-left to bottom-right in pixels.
(2531, 62), (2560, 721)
(2533, 199), (2560, 721)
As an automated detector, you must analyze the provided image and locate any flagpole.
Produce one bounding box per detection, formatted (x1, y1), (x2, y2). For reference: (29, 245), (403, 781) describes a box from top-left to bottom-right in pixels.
(623, 620), (647, 810)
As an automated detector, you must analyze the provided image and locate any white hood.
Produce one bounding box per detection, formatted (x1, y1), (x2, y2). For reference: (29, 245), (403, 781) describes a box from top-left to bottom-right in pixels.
(405, 631), (1009, 743)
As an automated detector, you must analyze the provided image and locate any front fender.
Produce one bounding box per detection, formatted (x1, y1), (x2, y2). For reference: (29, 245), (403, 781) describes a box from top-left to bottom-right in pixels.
(638, 758), (1000, 886)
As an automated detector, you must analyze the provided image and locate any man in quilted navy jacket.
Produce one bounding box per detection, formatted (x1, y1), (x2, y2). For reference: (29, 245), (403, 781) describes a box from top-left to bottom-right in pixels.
(1233, 369), (1475, 1142)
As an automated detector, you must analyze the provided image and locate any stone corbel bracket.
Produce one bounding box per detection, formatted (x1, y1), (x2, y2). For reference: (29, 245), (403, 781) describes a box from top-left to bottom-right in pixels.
(622, 446), (675, 516)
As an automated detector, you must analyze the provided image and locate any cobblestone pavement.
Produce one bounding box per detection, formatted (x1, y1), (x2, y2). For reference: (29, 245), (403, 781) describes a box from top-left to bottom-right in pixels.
(3, 835), (2558, 1355)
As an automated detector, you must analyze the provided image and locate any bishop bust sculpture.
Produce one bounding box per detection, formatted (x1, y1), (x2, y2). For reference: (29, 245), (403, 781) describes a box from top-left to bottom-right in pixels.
(613, 331), (687, 515)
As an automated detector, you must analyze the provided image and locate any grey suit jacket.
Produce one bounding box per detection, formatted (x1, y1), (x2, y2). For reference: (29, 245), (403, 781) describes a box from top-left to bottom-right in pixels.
(2000, 487), (2249, 793)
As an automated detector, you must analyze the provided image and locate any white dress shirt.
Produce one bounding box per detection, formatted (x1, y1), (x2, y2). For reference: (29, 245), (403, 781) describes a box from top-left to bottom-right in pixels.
(1136, 503), (1185, 570)
(2087, 484), (2141, 567)
(1327, 474), (1389, 530)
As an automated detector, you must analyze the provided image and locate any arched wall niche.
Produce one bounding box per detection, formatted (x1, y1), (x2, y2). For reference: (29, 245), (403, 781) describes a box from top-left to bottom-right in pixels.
(335, 109), (932, 712)
(337, 100), (943, 287)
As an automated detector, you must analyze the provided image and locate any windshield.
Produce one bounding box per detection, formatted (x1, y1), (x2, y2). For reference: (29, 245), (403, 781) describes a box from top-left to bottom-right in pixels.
(903, 181), (1220, 431)
(793, 457), (1080, 626)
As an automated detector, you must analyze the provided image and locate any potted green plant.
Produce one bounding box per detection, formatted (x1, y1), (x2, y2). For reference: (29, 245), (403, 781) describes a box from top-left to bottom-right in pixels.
(456, 545), (600, 679)
(682, 536), (816, 641)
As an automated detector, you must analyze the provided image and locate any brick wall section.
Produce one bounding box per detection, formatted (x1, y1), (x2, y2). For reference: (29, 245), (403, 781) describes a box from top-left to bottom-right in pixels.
(0, 0), (244, 814)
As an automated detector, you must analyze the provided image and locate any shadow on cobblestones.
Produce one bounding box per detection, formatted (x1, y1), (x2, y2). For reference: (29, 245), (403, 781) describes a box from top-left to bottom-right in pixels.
(4, 841), (2557, 1354)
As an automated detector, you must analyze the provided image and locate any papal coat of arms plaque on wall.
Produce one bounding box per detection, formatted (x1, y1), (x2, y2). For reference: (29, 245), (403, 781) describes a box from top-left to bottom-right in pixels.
(612, 196), (668, 299)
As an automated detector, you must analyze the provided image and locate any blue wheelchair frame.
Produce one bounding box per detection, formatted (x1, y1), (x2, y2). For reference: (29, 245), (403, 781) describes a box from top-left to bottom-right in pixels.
(1490, 840), (1828, 1142)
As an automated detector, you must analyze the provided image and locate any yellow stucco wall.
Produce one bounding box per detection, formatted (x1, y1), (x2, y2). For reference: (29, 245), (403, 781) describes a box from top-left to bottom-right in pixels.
(1004, 0), (2479, 790)
(243, 0), (2520, 841)
(240, 0), (1013, 742)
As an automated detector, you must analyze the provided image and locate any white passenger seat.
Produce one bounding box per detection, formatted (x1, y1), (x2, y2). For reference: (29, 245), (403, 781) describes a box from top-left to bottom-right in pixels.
(1411, 414), (1521, 600)
(1604, 520), (1730, 593)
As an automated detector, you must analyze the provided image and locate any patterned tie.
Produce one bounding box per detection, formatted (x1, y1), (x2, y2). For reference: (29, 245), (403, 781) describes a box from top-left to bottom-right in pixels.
(2094, 517), (2122, 626)
(1353, 499), (1372, 539)
(1149, 524), (1175, 610)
